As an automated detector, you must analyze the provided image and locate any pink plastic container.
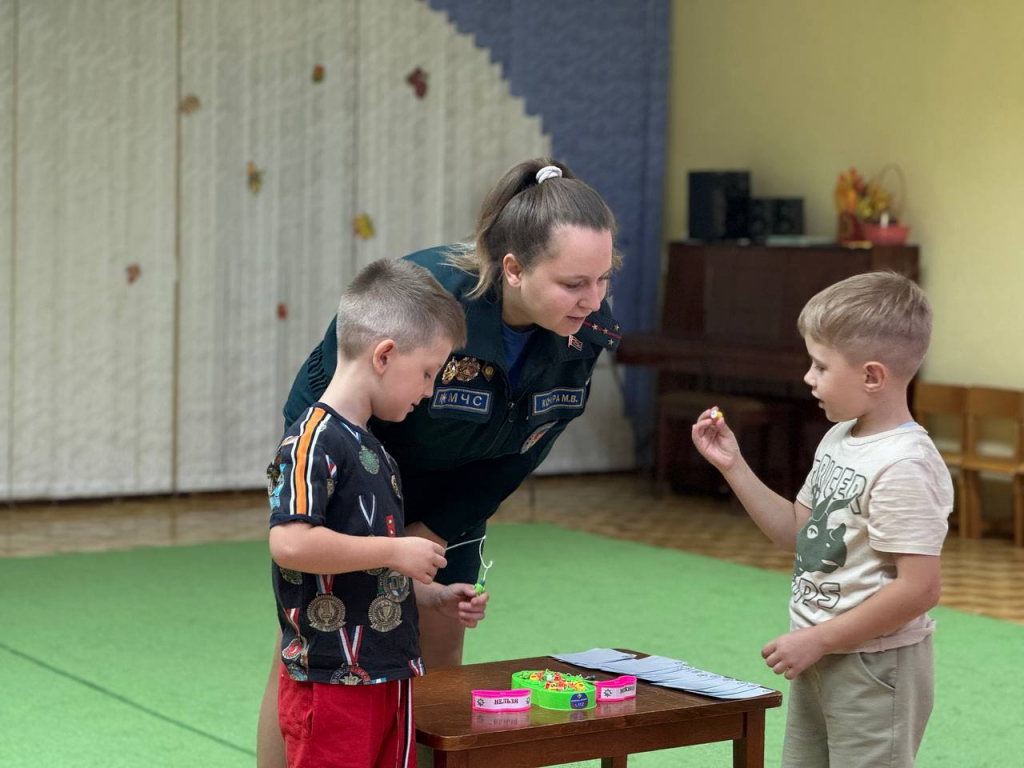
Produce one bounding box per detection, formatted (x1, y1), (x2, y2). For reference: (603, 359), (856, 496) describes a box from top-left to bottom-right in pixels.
(595, 675), (638, 703)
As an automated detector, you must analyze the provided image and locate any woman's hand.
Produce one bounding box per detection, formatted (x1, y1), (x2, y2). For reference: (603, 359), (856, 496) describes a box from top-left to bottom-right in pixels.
(422, 582), (490, 628)
(443, 583), (489, 628)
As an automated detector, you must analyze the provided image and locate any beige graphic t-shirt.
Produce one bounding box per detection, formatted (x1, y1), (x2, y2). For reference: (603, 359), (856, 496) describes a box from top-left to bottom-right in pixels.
(793, 420), (954, 653)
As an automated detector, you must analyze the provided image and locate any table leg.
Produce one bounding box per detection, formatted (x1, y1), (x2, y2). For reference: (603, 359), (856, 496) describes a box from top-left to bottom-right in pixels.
(433, 751), (469, 768)
(733, 709), (765, 768)
(601, 756), (628, 767)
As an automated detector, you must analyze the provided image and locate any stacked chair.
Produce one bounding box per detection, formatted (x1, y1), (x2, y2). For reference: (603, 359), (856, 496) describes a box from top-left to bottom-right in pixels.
(913, 381), (1023, 546)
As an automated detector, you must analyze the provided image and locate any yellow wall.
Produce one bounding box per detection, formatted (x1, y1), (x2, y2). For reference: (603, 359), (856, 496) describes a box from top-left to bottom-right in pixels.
(666, 0), (1024, 387)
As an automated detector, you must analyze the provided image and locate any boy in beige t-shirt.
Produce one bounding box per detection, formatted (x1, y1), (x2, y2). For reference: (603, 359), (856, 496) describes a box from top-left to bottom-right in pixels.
(692, 271), (953, 768)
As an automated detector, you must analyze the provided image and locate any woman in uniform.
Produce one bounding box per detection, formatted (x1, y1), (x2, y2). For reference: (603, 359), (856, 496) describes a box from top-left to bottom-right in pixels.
(259, 158), (623, 766)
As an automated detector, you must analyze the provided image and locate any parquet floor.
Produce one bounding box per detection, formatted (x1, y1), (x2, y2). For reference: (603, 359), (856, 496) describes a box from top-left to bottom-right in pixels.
(3, 473), (1022, 624)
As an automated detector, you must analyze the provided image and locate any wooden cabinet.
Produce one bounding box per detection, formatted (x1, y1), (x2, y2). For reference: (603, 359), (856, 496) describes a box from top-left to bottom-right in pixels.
(619, 242), (920, 494)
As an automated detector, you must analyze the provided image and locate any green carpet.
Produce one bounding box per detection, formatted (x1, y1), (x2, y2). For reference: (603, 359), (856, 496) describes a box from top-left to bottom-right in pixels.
(0, 523), (1020, 766)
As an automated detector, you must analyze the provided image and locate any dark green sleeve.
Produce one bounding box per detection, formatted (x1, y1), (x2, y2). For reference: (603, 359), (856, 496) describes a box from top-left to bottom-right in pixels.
(400, 419), (571, 542)
(283, 317), (338, 428)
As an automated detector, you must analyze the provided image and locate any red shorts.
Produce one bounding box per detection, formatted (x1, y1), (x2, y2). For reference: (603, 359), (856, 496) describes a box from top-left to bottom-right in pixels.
(278, 666), (416, 768)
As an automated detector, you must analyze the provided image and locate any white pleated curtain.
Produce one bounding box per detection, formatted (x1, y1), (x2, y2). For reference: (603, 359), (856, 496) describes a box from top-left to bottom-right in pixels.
(176, 0), (550, 493)
(7, 0), (177, 498)
(0, 1), (13, 496)
(176, 0), (359, 490)
(3, 0), (631, 499)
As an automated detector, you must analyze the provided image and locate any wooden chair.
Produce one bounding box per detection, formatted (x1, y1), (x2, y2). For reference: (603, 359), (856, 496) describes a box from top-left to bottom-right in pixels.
(961, 386), (1023, 543)
(912, 381), (968, 536)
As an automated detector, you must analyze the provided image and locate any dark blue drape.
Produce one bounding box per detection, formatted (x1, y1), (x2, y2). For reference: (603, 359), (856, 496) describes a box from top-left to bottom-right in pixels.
(424, 0), (670, 459)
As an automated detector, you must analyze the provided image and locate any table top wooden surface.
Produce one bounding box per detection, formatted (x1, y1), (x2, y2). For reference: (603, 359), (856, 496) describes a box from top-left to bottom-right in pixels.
(414, 651), (782, 751)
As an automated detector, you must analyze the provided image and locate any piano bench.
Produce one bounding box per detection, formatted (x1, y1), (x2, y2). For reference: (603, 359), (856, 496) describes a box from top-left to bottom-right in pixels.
(656, 391), (795, 498)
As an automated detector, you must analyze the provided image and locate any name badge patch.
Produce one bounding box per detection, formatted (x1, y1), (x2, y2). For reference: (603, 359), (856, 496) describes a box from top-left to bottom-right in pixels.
(531, 387), (586, 416)
(431, 387), (493, 416)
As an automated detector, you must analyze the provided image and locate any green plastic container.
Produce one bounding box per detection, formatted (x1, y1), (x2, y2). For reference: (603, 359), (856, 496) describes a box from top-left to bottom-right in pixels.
(512, 670), (596, 711)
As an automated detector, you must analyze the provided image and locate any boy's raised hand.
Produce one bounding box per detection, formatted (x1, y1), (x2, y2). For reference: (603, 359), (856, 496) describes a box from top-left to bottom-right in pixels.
(391, 538), (447, 584)
(434, 583), (490, 628)
(691, 406), (741, 472)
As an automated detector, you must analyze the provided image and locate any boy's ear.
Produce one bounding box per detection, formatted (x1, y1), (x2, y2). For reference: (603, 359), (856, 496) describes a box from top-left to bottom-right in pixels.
(371, 339), (397, 374)
(863, 361), (887, 392)
(502, 253), (524, 289)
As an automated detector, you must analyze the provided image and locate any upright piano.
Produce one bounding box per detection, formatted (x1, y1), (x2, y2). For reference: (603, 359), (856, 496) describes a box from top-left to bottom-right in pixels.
(618, 241), (919, 493)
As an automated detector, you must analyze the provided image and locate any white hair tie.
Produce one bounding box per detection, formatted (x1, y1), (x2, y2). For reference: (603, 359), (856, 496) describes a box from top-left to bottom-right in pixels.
(536, 165), (563, 183)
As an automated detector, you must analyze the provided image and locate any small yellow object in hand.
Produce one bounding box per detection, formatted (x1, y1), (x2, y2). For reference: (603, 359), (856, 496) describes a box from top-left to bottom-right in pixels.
(710, 407), (723, 422)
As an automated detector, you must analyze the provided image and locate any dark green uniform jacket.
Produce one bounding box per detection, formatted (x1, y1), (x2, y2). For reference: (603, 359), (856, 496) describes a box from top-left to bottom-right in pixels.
(283, 246), (621, 543)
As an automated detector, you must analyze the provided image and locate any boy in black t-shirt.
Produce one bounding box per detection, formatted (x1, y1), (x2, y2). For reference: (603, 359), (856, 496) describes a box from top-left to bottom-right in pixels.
(267, 259), (485, 768)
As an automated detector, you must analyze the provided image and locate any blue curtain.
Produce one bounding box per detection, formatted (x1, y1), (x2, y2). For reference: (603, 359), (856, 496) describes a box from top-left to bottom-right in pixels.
(423, 0), (670, 459)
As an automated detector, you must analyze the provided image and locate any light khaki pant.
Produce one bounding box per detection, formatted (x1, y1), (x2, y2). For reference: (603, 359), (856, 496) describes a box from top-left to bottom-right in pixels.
(783, 636), (934, 768)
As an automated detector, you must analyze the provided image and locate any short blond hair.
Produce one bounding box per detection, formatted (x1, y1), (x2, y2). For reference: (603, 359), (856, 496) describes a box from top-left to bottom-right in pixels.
(797, 271), (932, 378)
(336, 259), (467, 360)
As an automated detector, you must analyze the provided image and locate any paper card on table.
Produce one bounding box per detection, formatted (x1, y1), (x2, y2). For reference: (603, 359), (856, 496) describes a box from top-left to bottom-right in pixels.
(687, 677), (750, 691)
(708, 686), (774, 700)
(690, 681), (759, 695)
(645, 666), (723, 682)
(641, 665), (714, 683)
(643, 673), (712, 687)
(685, 687), (759, 699)
(663, 681), (734, 694)
(551, 648), (636, 667)
(655, 672), (735, 691)
(600, 655), (687, 677)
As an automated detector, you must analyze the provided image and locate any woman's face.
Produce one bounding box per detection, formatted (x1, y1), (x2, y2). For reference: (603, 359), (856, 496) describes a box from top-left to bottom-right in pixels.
(504, 225), (614, 337)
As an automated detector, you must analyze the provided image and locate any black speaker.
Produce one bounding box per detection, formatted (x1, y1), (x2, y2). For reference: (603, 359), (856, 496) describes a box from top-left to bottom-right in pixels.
(688, 171), (751, 241)
(748, 198), (805, 241)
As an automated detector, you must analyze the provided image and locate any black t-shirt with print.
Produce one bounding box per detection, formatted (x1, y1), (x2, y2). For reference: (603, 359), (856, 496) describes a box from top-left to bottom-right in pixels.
(267, 403), (424, 685)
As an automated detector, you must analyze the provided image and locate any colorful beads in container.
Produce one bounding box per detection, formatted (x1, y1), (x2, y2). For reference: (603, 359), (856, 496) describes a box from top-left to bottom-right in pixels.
(511, 669), (596, 710)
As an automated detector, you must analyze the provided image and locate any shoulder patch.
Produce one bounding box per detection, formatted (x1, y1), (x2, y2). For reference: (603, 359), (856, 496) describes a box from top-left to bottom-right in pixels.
(575, 308), (622, 350)
(521, 422), (557, 453)
(431, 387), (493, 416)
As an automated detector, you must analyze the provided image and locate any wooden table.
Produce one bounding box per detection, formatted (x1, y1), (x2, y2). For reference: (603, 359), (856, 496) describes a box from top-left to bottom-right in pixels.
(414, 651), (782, 767)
